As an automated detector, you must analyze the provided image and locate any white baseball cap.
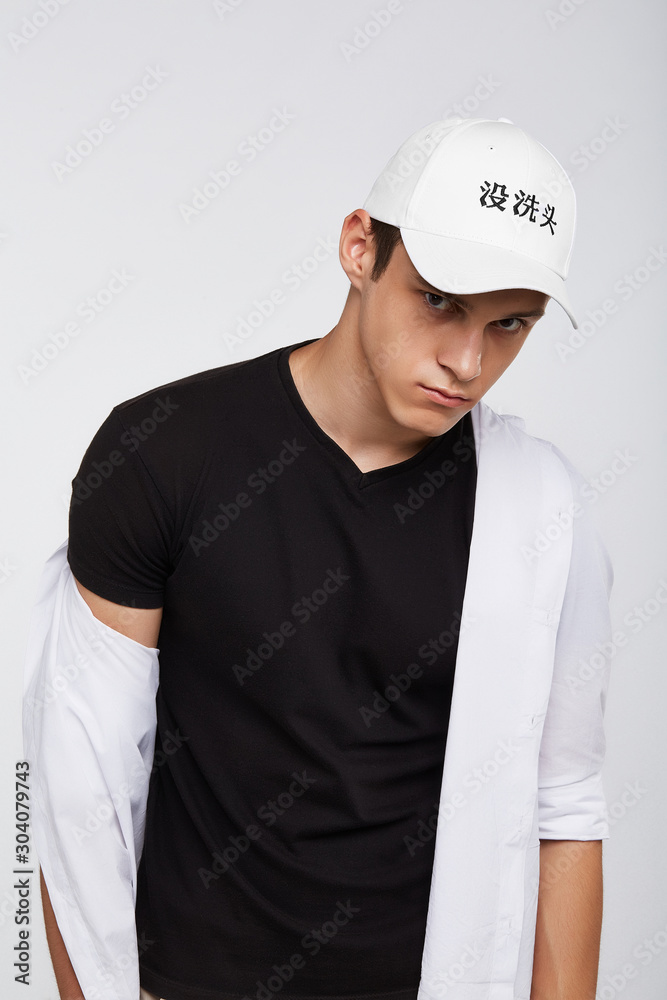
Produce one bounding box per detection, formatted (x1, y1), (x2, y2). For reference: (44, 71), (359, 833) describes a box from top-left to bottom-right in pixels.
(363, 117), (579, 328)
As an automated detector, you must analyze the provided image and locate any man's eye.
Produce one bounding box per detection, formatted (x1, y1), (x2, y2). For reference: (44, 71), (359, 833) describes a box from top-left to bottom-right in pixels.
(424, 292), (454, 311)
(495, 317), (525, 333)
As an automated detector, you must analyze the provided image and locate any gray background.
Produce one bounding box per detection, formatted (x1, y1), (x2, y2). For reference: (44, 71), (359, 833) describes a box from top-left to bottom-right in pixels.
(2, 0), (665, 997)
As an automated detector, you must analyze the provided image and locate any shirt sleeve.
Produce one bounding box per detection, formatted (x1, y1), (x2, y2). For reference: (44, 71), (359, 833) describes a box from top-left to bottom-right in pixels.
(67, 408), (174, 608)
(537, 448), (614, 840)
(23, 539), (158, 1000)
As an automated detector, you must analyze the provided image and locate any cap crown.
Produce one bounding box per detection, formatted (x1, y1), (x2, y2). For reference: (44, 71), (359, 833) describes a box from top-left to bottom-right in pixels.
(364, 118), (576, 281)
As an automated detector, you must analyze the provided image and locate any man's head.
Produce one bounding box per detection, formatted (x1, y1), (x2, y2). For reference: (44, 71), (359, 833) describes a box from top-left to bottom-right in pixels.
(332, 118), (577, 438)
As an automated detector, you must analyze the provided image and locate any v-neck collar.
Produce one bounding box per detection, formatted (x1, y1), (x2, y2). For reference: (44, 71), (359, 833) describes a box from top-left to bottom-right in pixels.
(276, 338), (462, 490)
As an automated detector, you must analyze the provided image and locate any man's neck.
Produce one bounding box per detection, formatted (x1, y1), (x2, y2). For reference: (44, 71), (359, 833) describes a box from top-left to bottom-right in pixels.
(287, 293), (435, 474)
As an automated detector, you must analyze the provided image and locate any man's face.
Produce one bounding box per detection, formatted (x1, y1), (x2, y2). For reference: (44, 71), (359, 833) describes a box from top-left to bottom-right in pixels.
(354, 237), (549, 436)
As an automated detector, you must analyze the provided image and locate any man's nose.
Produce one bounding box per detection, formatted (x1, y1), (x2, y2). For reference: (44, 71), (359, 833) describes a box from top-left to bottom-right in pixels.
(437, 323), (483, 382)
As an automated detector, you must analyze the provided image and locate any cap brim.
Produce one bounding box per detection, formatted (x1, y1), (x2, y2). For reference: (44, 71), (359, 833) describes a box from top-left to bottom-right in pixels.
(400, 227), (579, 329)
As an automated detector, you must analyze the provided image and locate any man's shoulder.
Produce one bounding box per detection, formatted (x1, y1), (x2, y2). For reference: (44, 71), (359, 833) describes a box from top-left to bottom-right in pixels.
(111, 343), (283, 423)
(81, 344), (288, 479)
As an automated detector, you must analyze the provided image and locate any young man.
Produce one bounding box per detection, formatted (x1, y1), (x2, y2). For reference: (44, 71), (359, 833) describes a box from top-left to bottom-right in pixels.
(24, 117), (613, 1000)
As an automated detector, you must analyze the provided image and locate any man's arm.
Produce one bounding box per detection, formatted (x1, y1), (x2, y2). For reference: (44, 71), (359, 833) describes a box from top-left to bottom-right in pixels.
(40, 576), (162, 1000)
(40, 868), (84, 1000)
(73, 578), (164, 648)
(530, 839), (603, 1000)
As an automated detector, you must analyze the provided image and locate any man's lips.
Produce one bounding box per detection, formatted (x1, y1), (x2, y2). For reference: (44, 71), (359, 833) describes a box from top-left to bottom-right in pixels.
(418, 384), (470, 407)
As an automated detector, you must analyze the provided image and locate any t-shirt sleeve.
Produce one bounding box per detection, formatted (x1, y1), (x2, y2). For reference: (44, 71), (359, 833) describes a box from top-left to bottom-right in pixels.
(67, 408), (174, 608)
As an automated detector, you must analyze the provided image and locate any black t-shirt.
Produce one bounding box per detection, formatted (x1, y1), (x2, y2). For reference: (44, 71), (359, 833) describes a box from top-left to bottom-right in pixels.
(67, 338), (478, 1000)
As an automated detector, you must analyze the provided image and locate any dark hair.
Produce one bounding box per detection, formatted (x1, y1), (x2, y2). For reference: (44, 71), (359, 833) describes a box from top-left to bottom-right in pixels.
(368, 217), (403, 282)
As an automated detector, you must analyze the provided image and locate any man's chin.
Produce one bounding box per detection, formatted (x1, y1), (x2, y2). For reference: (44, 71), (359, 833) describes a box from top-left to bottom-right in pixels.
(392, 399), (468, 441)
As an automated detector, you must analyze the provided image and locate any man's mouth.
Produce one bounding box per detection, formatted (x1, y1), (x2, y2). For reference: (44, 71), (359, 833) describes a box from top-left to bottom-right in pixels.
(418, 384), (470, 407)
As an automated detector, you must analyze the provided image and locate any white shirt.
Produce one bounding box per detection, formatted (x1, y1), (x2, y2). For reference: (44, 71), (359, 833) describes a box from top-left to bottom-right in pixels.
(23, 400), (613, 1000)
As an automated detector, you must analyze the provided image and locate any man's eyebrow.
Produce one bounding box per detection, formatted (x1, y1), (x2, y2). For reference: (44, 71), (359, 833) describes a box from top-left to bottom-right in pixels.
(414, 273), (546, 319)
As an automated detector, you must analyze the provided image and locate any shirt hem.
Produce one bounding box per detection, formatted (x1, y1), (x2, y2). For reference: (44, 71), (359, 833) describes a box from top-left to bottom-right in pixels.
(140, 967), (419, 1000)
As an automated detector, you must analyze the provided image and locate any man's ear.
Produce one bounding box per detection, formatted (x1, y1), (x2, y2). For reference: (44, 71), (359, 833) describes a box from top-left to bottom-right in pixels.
(338, 209), (375, 291)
